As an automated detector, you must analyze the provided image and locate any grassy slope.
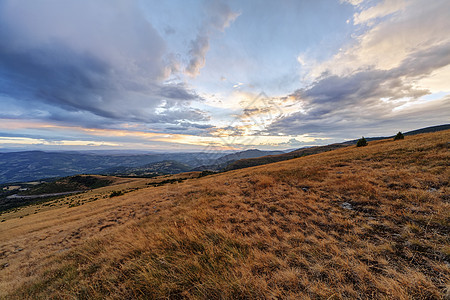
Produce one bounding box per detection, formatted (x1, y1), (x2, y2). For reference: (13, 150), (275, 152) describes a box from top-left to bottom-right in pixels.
(1, 131), (449, 299)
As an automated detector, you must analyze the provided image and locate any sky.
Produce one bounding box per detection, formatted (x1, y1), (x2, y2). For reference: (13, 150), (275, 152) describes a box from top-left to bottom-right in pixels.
(0, 0), (449, 152)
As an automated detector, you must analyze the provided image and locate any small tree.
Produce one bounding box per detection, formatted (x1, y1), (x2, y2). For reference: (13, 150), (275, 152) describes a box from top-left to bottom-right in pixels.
(357, 136), (368, 147)
(394, 131), (404, 140)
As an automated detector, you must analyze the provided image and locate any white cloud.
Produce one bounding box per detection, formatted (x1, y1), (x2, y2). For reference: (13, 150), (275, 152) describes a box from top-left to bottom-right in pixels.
(415, 64), (450, 93)
(297, 55), (306, 66)
(340, 0), (364, 6)
(185, 0), (239, 77)
(308, 0), (450, 78)
(353, 0), (406, 25)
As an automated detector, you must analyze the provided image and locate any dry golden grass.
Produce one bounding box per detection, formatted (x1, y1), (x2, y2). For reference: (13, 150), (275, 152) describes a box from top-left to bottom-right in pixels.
(1, 131), (449, 299)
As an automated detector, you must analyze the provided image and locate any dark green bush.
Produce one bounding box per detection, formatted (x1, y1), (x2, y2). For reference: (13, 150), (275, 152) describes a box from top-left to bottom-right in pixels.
(356, 137), (368, 147)
(394, 131), (404, 140)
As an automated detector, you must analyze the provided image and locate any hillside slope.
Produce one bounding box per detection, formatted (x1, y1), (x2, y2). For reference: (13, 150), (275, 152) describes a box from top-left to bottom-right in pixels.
(1, 131), (449, 299)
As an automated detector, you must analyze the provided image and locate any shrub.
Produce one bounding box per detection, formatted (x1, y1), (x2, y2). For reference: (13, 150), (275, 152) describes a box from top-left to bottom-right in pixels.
(357, 137), (368, 147)
(109, 190), (123, 198)
(394, 131), (404, 140)
(198, 170), (216, 178)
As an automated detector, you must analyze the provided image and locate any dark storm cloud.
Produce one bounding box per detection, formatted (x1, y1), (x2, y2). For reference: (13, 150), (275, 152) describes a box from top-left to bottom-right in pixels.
(267, 42), (450, 139)
(0, 0), (208, 128)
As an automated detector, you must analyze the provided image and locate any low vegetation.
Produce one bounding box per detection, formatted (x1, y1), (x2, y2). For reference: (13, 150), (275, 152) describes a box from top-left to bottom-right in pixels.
(109, 190), (124, 198)
(356, 136), (368, 147)
(1, 131), (449, 299)
(198, 170), (217, 178)
(395, 131), (405, 140)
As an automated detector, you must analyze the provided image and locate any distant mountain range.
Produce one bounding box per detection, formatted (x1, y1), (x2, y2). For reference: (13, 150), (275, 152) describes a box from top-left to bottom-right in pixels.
(0, 151), (214, 184)
(0, 124), (448, 184)
(0, 148), (283, 184)
(104, 150), (285, 177)
(403, 124), (450, 135)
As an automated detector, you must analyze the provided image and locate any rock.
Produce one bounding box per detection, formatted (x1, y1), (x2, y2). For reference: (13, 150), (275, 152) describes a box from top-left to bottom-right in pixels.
(341, 202), (353, 210)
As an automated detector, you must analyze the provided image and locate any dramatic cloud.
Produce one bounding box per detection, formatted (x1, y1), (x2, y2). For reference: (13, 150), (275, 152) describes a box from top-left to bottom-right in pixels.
(185, 1), (239, 77)
(268, 43), (450, 138)
(267, 0), (450, 139)
(0, 0), (206, 128)
(309, 0), (450, 77)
